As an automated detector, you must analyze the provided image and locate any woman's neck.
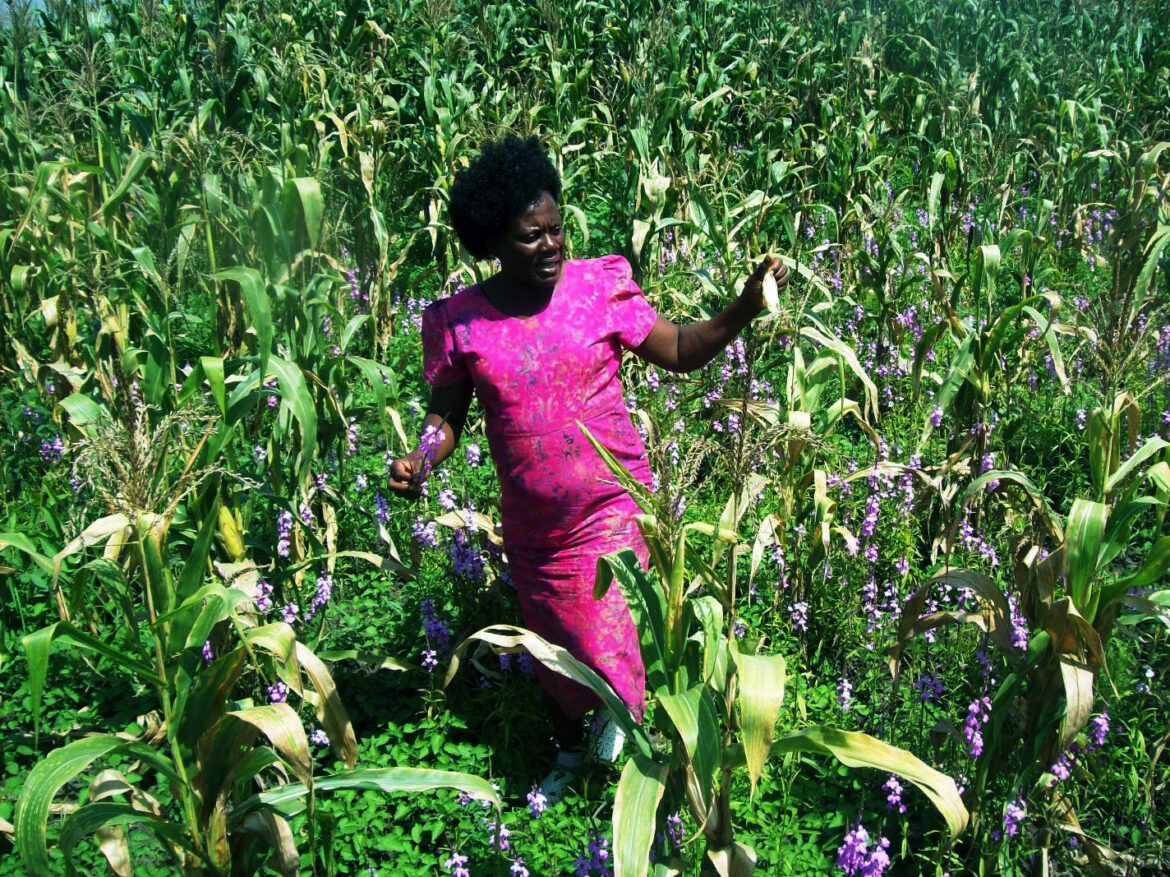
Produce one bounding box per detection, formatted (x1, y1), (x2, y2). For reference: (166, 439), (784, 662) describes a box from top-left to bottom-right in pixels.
(481, 273), (556, 318)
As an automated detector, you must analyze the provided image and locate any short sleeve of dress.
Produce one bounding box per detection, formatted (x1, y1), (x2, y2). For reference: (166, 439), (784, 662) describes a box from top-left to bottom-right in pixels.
(421, 299), (469, 387)
(600, 254), (659, 348)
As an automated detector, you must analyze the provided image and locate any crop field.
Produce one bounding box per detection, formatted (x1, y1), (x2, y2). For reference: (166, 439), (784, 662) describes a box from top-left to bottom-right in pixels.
(1, 0), (1169, 874)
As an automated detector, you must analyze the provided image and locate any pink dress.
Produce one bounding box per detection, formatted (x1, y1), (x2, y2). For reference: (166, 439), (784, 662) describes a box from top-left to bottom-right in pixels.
(422, 255), (657, 721)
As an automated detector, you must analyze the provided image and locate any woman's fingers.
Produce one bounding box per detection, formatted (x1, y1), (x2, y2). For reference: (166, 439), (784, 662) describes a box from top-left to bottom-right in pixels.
(388, 457), (423, 498)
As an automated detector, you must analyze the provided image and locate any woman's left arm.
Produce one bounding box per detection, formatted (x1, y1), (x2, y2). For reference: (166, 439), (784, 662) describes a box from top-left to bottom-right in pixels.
(632, 255), (788, 374)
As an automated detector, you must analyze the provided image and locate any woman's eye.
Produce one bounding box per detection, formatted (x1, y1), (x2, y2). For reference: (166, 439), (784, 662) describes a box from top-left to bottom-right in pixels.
(551, 226), (562, 236)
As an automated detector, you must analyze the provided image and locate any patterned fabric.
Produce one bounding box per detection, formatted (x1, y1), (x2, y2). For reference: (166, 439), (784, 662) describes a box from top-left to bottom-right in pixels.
(422, 255), (657, 719)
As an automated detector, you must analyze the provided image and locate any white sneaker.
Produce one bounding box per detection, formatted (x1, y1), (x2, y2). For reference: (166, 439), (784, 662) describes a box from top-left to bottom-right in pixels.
(590, 714), (626, 763)
(539, 748), (583, 805)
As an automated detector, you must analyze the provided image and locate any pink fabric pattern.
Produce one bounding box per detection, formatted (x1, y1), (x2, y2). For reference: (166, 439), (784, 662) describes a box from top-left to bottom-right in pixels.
(422, 255), (657, 720)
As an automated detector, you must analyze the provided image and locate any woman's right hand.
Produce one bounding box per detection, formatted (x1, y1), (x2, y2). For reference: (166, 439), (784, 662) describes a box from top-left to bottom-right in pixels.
(388, 451), (426, 499)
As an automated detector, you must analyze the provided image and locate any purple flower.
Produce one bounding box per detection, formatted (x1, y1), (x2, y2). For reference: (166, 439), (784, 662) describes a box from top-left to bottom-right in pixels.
(201, 640), (214, 662)
(963, 697), (992, 758)
(790, 601), (809, 633)
(255, 578), (274, 612)
(438, 488), (458, 511)
(895, 556), (909, 576)
(413, 517), (439, 549)
(418, 424), (443, 477)
(1087, 712), (1109, 749)
(281, 603), (299, 625)
(422, 598), (452, 653)
(930, 406), (943, 428)
(421, 649), (439, 672)
(310, 727), (330, 747)
(444, 852), (470, 877)
(914, 674), (944, 704)
(1003, 797), (1026, 837)
(466, 443), (482, 467)
(666, 812), (684, 849)
(485, 818), (512, 851)
(836, 823), (869, 874)
(299, 502), (316, 528)
(527, 785), (548, 818)
(276, 510), (293, 558)
(307, 569), (332, 619)
(883, 775), (906, 814)
(267, 681), (288, 703)
(1049, 751), (1073, 785)
(374, 493), (390, 524)
(355, 473), (368, 492)
(837, 676), (853, 712)
(510, 859), (529, 877)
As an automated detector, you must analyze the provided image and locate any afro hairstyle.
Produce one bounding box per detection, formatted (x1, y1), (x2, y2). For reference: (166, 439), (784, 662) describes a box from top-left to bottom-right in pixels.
(449, 134), (562, 260)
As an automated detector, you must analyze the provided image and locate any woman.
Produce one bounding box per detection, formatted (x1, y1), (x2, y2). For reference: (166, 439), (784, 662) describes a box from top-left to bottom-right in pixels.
(388, 134), (787, 788)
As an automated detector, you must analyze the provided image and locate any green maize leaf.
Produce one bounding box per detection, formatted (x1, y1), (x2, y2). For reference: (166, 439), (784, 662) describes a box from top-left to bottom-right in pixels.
(339, 314), (370, 353)
(959, 470), (1053, 525)
(1116, 590), (1170, 630)
(250, 767), (500, 822)
(317, 650), (416, 672)
(596, 549), (668, 690)
(921, 332), (974, 442)
(1066, 498), (1108, 620)
(218, 267), (272, 379)
(687, 596), (724, 687)
(971, 244), (1000, 303)
(613, 755), (668, 877)
(800, 320), (880, 423)
(1021, 305), (1069, 394)
(266, 357), (318, 486)
(24, 623), (162, 744)
(60, 802), (193, 876)
(1099, 536), (1170, 609)
(174, 647), (248, 750)
(705, 842), (758, 877)
(579, 422), (656, 512)
(657, 685), (719, 815)
(163, 582), (254, 653)
(225, 704), (313, 789)
(1134, 224), (1170, 300)
(349, 356), (398, 414)
(446, 625), (651, 759)
(238, 810), (299, 876)
(1043, 598), (1104, 746)
(175, 489), (222, 602)
(294, 641), (358, 768)
(711, 473), (767, 567)
(98, 150), (152, 220)
(771, 727), (968, 838)
(200, 356), (226, 416)
(889, 568), (1015, 679)
(0, 532), (53, 573)
(281, 177), (324, 251)
(927, 171), (946, 229)
(1104, 436), (1169, 496)
(57, 393), (105, 438)
(731, 641), (786, 797)
(1099, 496), (1162, 569)
(15, 734), (130, 876)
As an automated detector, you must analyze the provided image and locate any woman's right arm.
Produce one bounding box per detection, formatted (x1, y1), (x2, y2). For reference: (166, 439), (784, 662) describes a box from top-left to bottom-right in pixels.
(387, 379), (474, 499)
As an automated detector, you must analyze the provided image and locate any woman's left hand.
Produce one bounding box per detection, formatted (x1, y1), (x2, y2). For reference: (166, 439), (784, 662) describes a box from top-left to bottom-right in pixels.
(741, 255), (789, 314)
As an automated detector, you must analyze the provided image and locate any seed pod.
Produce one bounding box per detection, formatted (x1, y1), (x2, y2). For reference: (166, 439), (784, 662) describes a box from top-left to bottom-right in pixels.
(761, 270), (780, 313)
(218, 505), (246, 562)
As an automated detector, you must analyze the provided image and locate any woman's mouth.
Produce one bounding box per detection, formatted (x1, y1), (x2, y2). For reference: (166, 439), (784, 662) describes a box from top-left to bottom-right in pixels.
(534, 256), (561, 277)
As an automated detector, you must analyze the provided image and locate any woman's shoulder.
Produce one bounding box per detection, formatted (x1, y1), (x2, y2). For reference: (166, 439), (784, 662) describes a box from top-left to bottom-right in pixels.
(568, 255), (634, 289)
(423, 284), (485, 320)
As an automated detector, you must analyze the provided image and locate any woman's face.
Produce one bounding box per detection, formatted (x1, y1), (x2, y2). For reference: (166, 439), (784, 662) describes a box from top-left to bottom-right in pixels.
(493, 190), (565, 291)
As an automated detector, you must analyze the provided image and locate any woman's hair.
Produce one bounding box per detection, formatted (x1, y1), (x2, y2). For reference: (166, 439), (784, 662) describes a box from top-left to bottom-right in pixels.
(449, 134), (562, 260)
